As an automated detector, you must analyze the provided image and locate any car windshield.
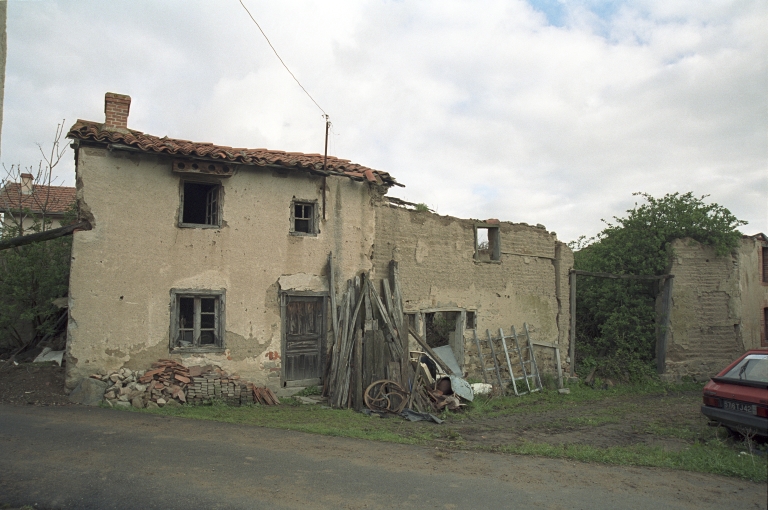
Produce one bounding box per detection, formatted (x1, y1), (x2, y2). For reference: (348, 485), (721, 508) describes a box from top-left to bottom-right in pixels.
(721, 354), (768, 383)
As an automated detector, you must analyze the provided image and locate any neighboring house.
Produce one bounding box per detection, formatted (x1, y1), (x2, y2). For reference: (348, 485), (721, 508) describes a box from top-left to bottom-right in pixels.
(0, 173), (76, 235)
(63, 92), (573, 390)
(660, 234), (768, 380)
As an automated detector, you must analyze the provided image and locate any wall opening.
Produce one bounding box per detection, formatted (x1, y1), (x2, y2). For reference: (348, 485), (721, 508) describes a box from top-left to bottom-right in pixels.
(181, 181), (220, 227)
(475, 226), (500, 261)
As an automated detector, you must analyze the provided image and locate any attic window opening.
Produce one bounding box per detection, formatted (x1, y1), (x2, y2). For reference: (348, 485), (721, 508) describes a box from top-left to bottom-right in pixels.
(180, 181), (220, 228)
(291, 200), (317, 236)
(475, 226), (500, 262)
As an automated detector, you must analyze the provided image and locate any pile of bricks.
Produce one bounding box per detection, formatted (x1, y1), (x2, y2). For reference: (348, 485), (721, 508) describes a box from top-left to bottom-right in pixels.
(138, 359), (191, 405)
(96, 360), (280, 408)
(186, 366), (280, 406)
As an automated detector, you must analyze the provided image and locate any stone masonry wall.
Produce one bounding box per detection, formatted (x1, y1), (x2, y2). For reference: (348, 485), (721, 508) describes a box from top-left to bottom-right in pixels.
(372, 202), (573, 380)
(662, 237), (764, 380)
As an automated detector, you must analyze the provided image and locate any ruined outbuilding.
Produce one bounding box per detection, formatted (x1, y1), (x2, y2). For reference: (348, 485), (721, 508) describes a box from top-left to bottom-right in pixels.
(660, 234), (768, 380)
(63, 92), (572, 391)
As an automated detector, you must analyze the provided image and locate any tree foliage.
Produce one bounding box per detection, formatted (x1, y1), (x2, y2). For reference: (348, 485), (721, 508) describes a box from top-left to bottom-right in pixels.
(571, 192), (746, 380)
(0, 122), (74, 353)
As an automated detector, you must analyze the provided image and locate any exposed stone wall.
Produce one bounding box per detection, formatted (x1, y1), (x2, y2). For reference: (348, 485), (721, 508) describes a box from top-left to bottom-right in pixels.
(372, 202), (573, 379)
(663, 236), (767, 380)
(66, 147), (377, 390)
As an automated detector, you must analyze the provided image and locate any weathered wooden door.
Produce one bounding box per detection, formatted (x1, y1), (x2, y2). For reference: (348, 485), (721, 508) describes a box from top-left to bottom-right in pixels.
(283, 295), (324, 384)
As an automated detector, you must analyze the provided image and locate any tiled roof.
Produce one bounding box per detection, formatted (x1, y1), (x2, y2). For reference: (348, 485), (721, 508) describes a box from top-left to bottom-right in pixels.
(67, 120), (401, 187)
(0, 183), (76, 215)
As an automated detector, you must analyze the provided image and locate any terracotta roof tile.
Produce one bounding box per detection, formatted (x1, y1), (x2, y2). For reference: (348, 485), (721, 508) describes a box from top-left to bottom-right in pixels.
(0, 183), (76, 215)
(67, 120), (401, 187)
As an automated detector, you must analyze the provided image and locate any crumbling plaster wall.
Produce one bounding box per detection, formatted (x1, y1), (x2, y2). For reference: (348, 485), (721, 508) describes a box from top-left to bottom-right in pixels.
(663, 237), (764, 379)
(372, 203), (573, 378)
(739, 236), (768, 350)
(66, 146), (376, 389)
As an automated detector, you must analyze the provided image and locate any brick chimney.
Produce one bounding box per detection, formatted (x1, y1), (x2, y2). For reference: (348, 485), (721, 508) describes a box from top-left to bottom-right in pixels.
(104, 92), (131, 131)
(20, 173), (34, 195)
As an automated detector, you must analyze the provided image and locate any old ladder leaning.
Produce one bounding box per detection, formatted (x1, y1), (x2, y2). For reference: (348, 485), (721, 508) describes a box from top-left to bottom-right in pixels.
(473, 323), (543, 396)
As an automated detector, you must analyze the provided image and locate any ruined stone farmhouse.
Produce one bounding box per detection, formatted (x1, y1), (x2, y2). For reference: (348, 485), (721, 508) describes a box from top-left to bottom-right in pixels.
(660, 234), (768, 380)
(63, 92), (573, 390)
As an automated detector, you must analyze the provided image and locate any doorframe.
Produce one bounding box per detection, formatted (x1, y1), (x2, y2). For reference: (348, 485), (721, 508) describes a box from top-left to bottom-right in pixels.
(279, 290), (328, 387)
(410, 307), (467, 370)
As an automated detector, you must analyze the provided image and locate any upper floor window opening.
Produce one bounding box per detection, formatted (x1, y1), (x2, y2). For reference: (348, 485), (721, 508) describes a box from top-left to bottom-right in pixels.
(291, 199), (318, 236)
(475, 225), (500, 262)
(180, 180), (221, 228)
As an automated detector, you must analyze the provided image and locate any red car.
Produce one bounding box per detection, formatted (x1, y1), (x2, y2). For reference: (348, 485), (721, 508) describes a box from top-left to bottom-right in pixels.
(701, 349), (768, 438)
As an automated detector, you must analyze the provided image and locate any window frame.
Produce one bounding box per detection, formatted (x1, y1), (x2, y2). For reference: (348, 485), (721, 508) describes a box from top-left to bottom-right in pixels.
(474, 224), (501, 263)
(178, 179), (222, 229)
(169, 288), (226, 353)
(289, 198), (319, 236)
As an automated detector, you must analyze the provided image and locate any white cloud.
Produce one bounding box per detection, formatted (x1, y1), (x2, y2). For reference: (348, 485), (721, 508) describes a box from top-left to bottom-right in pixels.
(2, 0), (765, 242)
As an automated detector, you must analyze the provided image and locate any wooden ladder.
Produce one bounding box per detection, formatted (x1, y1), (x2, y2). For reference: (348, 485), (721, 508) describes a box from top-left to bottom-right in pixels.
(510, 324), (543, 394)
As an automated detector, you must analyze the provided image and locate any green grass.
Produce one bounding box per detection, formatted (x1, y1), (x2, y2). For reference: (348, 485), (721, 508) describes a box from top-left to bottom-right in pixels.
(111, 379), (768, 483)
(494, 439), (767, 482)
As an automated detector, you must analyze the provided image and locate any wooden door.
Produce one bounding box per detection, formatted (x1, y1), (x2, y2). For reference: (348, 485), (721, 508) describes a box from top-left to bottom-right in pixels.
(283, 296), (324, 384)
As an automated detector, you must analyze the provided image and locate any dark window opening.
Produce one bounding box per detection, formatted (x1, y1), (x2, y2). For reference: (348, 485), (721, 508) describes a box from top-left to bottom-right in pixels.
(466, 311), (476, 330)
(475, 226), (500, 261)
(171, 291), (224, 351)
(182, 181), (219, 226)
(291, 200), (317, 235)
(425, 311), (461, 349)
(294, 203), (313, 233)
(762, 247), (768, 283)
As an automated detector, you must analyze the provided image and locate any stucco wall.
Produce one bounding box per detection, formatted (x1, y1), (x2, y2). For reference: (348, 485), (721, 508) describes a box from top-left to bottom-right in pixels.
(663, 236), (767, 380)
(372, 203), (573, 379)
(66, 146), (377, 389)
(739, 236), (768, 350)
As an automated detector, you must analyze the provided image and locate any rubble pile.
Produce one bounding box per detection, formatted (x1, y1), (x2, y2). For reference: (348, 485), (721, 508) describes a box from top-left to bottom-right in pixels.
(92, 360), (280, 409)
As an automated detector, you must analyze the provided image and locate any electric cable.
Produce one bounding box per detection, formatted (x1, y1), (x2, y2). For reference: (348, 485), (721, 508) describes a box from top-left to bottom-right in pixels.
(237, 0), (327, 117)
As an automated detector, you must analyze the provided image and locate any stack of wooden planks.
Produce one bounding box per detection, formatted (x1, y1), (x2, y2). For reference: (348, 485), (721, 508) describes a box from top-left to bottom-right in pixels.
(324, 256), (443, 413)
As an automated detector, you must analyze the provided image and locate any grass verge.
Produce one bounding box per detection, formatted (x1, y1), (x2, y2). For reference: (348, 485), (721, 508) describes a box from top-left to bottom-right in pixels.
(113, 380), (767, 483)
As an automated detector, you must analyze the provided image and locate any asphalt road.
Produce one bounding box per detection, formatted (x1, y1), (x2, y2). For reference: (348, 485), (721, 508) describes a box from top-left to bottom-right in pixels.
(0, 405), (765, 510)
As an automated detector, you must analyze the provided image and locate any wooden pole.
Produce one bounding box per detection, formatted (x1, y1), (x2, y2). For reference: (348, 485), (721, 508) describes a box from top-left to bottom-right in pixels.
(0, 221), (89, 251)
(569, 270), (576, 377)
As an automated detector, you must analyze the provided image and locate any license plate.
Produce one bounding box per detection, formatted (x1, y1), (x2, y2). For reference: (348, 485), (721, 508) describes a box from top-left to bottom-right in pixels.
(723, 400), (757, 415)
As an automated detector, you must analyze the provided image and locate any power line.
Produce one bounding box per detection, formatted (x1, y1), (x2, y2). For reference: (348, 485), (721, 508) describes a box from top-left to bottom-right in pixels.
(237, 0), (327, 117)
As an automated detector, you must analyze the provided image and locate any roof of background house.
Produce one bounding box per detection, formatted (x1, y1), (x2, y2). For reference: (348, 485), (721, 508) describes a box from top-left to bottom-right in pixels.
(0, 182), (76, 215)
(67, 120), (401, 187)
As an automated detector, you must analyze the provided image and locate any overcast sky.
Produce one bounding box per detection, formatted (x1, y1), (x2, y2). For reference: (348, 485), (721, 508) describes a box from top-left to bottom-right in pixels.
(2, 0), (765, 243)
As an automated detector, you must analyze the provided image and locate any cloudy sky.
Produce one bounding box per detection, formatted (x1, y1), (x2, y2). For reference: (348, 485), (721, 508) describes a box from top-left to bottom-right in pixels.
(2, 0), (766, 243)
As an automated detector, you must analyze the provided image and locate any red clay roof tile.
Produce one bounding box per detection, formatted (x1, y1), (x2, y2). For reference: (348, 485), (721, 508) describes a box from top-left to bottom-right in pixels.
(67, 120), (401, 187)
(0, 183), (76, 215)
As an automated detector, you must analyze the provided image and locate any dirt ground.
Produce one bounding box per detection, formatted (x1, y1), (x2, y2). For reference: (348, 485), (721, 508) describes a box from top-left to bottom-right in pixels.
(452, 391), (713, 452)
(0, 361), (746, 455)
(0, 361), (72, 407)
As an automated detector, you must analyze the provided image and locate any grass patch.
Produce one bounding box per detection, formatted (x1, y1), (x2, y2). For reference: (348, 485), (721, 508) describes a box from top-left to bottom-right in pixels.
(495, 439), (767, 483)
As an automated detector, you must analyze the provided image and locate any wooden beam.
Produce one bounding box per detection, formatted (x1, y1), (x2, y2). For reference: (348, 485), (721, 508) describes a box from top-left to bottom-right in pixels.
(569, 270), (576, 377)
(0, 221), (90, 251)
(407, 325), (453, 375)
(570, 269), (672, 281)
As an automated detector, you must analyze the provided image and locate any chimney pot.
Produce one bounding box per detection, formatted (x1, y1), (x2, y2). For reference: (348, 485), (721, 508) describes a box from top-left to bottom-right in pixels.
(20, 173), (34, 195)
(104, 92), (131, 131)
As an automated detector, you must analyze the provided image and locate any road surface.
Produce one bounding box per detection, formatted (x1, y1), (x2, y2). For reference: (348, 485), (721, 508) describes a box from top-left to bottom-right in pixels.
(0, 405), (765, 509)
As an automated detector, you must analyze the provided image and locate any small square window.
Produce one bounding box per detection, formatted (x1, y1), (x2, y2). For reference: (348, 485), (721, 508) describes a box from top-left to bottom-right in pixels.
(180, 181), (220, 228)
(171, 289), (225, 351)
(291, 200), (317, 235)
(466, 311), (476, 330)
(475, 226), (500, 262)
